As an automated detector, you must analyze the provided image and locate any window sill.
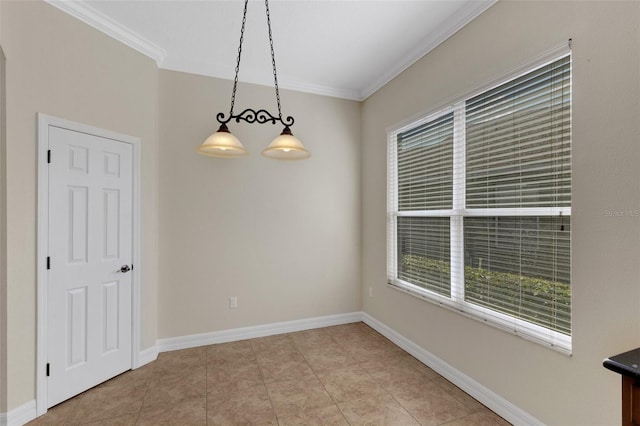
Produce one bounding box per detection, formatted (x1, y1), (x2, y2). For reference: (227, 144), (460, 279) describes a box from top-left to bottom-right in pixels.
(387, 279), (572, 356)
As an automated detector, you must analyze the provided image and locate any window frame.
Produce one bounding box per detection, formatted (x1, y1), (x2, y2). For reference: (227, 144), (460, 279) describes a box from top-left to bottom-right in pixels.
(386, 46), (572, 354)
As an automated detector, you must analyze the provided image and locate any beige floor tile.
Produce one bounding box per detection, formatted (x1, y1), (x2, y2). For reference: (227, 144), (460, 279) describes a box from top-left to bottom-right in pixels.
(380, 376), (437, 403)
(137, 397), (206, 425)
(207, 359), (264, 394)
(338, 393), (420, 425)
(406, 357), (439, 377)
(207, 340), (256, 364)
(82, 414), (138, 425)
(441, 408), (511, 426)
(154, 347), (206, 376)
(362, 352), (439, 378)
(265, 377), (335, 417)
(324, 322), (375, 339)
(389, 379), (472, 426)
(119, 362), (157, 381)
(289, 328), (336, 349)
(254, 344), (301, 362)
(68, 380), (146, 424)
(366, 361), (437, 390)
(301, 344), (359, 373)
(337, 336), (403, 363)
(250, 334), (297, 354)
(257, 352), (316, 383)
(349, 333), (402, 351)
(92, 365), (156, 393)
(277, 404), (349, 425)
(141, 366), (206, 411)
(317, 365), (389, 403)
(207, 384), (277, 425)
(432, 376), (486, 413)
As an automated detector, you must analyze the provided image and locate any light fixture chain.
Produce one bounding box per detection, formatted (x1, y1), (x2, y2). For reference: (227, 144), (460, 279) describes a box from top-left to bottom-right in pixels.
(213, 0), (294, 130)
(230, 0), (250, 116)
(264, 0), (283, 120)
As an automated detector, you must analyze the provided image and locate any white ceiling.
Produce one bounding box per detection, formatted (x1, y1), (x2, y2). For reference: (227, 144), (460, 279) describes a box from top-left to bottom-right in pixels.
(47, 0), (496, 101)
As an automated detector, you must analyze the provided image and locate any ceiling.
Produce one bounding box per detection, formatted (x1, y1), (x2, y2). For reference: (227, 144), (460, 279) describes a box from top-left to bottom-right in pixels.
(47, 0), (496, 101)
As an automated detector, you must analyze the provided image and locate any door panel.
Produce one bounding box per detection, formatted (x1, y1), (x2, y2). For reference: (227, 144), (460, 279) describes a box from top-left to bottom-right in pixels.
(102, 280), (120, 354)
(47, 126), (133, 407)
(66, 286), (88, 368)
(68, 185), (88, 264)
(103, 189), (120, 260)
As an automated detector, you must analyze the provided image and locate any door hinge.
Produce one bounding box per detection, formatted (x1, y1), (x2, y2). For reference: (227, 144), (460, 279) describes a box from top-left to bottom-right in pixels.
(46, 256), (50, 270)
(46, 363), (50, 377)
(47, 150), (51, 164)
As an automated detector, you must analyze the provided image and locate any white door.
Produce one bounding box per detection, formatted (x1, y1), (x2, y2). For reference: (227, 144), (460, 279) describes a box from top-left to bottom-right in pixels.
(47, 126), (133, 407)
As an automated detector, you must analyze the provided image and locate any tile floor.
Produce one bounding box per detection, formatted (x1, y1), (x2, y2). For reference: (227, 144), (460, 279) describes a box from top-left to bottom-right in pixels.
(28, 322), (510, 425)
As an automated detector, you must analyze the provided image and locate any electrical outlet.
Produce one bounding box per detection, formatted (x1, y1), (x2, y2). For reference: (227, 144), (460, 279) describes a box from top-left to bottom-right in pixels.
(368, 287), (373, 297)
(229, 296), (238, 308)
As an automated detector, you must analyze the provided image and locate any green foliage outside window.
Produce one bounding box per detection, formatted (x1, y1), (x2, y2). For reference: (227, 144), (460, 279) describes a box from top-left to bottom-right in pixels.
(401, 255), (571, 335)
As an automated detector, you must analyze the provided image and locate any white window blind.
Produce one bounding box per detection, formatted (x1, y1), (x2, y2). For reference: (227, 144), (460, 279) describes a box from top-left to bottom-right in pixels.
(465, 56), (571, 209)
(387, 51), (572, 353)
(397, 112), (453, 211)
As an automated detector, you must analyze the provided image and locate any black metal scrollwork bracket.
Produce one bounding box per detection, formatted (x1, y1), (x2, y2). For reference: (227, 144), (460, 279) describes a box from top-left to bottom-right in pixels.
(217, 108), (294, 128)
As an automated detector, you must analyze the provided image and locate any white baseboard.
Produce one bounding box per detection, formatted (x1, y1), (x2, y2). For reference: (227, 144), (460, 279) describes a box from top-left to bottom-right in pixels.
(136, 345), (158, 368)
(0, 400), (36, 426)
(157, 311), (363, 353)
(361, 312), (543, 426)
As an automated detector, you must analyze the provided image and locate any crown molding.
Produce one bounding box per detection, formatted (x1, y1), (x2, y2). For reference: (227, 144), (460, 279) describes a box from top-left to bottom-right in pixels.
(161, 61), (363, 102)
(360, 0), (497, 100)
(45, 0), (166, 65)
(279, 79), (362, 102)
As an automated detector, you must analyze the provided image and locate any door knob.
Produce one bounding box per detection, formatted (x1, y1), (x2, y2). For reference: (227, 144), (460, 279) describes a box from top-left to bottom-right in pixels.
(119, 265), (131, 273)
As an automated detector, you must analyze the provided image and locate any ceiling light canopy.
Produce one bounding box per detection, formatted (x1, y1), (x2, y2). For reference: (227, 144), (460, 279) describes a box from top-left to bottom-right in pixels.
(197, 0), (310, 160)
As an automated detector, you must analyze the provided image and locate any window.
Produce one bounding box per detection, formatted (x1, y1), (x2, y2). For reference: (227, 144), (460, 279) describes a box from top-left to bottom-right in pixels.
(387, 52), (571, 353)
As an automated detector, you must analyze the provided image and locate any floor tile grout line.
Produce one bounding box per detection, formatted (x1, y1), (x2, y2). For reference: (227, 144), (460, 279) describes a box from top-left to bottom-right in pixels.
(132, 374), (152, 425)
(322, 328), (381, 426)
(432, 377), (499, 416)
(251, 338), (279, 424)
(360, 364), (423, 426)
(65, 389), (85, 423)
(274, 329), (354, 425)
(300, 332), (352, 426)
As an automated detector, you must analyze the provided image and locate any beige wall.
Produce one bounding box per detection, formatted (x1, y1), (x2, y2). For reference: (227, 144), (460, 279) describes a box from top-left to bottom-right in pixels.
(362, 1), (640, 424)
(158, 70), (361, 338)
(2, 1), (159, 409)
(0, 1), (7, 414)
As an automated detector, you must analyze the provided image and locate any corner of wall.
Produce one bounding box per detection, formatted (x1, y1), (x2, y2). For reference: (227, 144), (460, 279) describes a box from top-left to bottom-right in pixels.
(357, 98), (366, 312)
(0, 44), (8, 416)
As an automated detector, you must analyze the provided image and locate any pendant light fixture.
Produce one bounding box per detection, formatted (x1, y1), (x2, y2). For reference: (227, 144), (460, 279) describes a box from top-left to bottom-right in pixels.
(197, 0), (310, 160)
